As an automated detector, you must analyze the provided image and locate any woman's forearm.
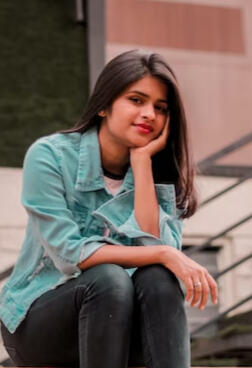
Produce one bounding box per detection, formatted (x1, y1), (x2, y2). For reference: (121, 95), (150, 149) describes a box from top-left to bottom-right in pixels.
(78, 244), (165, 270)
(131, 154), (160, 237)
(78, 244), (218, 309)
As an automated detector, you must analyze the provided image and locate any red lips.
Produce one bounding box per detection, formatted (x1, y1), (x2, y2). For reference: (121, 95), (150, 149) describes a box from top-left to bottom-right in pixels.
(133, 123), (153, 134)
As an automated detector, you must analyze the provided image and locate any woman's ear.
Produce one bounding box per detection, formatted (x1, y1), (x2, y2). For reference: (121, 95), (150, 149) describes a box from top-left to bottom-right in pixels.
(98, 110), (106, 118)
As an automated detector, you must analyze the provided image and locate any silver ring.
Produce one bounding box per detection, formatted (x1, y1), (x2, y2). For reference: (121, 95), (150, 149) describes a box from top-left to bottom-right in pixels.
(193, 282), (202, 287)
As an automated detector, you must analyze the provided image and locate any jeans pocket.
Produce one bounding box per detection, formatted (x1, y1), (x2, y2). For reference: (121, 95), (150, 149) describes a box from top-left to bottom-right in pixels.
(4, 346), (26, 366)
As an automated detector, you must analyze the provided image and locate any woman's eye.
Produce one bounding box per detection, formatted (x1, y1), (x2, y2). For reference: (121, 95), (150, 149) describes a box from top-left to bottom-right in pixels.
(129, 97), (142, 104)
(155, 105), (169, 114)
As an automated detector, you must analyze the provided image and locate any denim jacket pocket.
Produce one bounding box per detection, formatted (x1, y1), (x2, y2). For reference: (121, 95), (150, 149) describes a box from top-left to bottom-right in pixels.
(71, 202), (105, 237)
(71, 202), (89, 230)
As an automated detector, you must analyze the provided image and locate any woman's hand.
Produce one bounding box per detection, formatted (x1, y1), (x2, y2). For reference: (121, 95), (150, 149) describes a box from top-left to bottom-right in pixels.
(161, 246), (218, 310)
(130, 118), (169, 164)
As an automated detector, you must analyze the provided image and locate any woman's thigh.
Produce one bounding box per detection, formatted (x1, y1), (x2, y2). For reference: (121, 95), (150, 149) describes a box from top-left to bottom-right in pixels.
(1, 264), (134, 367)
(1, 274), (80, 366)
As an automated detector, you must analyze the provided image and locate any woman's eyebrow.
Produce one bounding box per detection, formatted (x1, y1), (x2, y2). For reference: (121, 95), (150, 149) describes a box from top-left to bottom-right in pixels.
(128, 90), (168, 104)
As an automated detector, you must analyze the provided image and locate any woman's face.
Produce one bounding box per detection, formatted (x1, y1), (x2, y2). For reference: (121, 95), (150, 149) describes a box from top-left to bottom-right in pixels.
(98, 75), (169, 152)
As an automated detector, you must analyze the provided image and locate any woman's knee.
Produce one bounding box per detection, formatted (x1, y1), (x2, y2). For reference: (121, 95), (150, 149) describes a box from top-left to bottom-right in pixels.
(76, 264), (134, 309)
(133, 264), (184, 303)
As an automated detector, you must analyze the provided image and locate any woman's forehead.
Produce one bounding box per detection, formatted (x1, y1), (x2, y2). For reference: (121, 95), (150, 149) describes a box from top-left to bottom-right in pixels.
(123, 75), (169, 101)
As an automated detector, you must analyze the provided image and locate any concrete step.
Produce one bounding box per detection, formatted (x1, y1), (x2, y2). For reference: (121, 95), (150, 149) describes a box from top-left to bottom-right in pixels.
(192, 332), (252, 361)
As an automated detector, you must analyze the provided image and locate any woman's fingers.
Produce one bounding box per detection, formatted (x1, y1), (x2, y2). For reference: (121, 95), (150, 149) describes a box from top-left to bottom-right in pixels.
(162, 248), (218, 310)
(184, 276), (194, 303)
(161, 117), (170, 138)
(143, 120), (168, 154)
(134, 117), (170, 157)
(190, 279), (203, 307)
(198, 274), (210, 310)
(205, 271), (218, 305)
(157, 118), (170, 147)
(185, 271), (218, 310)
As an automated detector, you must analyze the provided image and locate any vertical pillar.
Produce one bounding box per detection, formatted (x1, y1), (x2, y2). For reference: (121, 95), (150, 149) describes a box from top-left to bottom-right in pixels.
(87, 0), (106, 93)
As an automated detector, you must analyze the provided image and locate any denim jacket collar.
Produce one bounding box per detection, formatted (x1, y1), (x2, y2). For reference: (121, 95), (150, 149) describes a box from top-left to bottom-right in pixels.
(75, 126), (134, 193)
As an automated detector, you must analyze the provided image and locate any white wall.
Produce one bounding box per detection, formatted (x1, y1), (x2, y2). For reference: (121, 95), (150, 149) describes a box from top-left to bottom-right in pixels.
(0, 168), (26, 286)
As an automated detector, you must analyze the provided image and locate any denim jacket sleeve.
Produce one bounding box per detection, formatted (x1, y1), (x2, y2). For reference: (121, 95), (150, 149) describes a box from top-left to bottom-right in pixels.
(93, 185), (184, 250)
(21, 139), (119, 276)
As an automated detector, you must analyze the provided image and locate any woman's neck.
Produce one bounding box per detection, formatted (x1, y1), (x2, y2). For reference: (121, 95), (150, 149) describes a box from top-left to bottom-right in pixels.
(98, 133), (129, 176)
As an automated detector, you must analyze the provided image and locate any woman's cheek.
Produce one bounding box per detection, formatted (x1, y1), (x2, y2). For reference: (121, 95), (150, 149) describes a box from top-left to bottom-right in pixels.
(152, 130), (162, 140)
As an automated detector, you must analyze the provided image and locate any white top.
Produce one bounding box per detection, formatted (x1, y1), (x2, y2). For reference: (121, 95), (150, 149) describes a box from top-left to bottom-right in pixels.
(104, 175), (123, 196)
(103, 176), (124, 236)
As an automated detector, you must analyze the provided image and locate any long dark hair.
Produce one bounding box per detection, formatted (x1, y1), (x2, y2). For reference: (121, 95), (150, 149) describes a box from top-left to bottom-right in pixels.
(64, 50), (197, 218)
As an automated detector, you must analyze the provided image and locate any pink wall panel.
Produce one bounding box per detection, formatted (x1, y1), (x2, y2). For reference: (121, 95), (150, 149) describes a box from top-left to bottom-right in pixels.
(107, 0), (245, 54)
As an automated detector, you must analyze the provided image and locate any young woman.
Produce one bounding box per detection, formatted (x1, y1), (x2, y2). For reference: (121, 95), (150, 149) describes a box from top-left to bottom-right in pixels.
(0, 50), (218, 368)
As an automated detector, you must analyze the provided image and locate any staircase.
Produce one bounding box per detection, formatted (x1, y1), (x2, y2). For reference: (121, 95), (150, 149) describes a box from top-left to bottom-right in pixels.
(191, 310), (252, 366)
(184, 132), (252, 366)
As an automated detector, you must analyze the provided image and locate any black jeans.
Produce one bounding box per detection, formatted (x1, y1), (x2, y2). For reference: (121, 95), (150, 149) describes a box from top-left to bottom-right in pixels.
(1, 264), (190, 368)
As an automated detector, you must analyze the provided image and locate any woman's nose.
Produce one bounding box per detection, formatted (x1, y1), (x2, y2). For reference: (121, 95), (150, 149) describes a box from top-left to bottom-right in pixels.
(141, 103), (155, 120)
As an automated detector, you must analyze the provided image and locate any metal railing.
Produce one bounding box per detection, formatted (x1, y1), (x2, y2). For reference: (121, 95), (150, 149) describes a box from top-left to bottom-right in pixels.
(189, 132), (252, 338)
(186, 214), (252, 256)
(191, 294), (252, 336)
(198, 132), (252, 172)
(0, 265), (13, 283)
(199, 171), (252, 208)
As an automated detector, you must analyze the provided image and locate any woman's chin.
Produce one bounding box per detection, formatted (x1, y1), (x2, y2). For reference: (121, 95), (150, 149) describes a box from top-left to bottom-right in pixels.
(131, 140), (152, 148)
(128, 135), (153, 147)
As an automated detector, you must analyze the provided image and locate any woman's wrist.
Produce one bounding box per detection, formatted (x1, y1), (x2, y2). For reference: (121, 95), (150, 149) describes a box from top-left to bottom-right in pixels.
(130, 151), (152, 170)
(159, 246), (179, 265)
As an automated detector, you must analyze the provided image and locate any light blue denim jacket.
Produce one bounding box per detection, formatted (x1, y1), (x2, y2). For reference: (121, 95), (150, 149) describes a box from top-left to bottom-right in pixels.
(0, 127), (183, 333)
